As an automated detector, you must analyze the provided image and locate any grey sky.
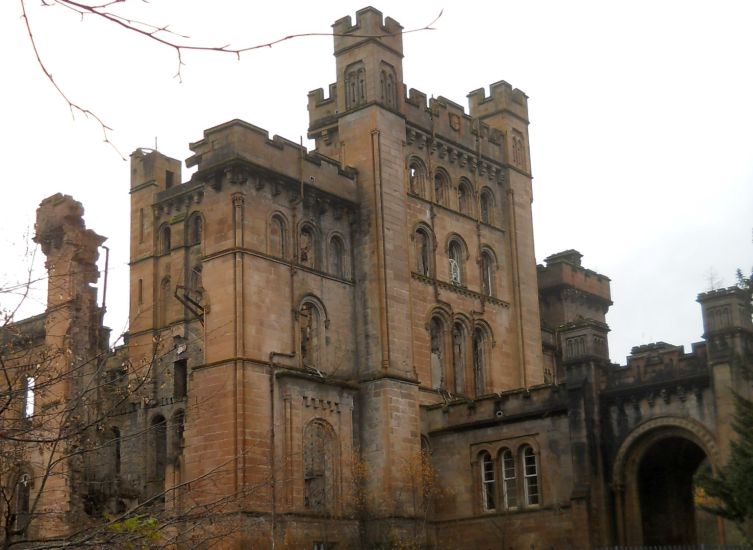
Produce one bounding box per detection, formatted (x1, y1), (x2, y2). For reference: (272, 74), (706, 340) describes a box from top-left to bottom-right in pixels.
(2, 0), (751, 362)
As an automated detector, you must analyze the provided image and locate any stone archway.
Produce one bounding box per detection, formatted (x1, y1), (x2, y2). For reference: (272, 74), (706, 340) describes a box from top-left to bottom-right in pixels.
(611, 417), (721, 545)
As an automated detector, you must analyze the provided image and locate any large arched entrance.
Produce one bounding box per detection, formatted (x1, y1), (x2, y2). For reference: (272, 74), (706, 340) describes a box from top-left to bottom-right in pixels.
(637, 436), (706, 544)
(612, 417), (722, 546)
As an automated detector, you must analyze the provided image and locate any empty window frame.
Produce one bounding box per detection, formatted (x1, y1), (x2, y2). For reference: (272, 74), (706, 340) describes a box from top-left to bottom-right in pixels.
(269, 214), (287, 259)
(458, 178), (473, 215)
(452, 323), (465, 394)
(174, 359), (187, 399)
(186, 213), (203, 246)
(158, 225), (171, 255)
(480, 188), (494, 225)
(472, 328), (486, 397)
(414, 227), (432, 276)
(299, 225), (318, 269)
(434, 170), (449, 206)
(23, 377), (35, 419)
(430, 317), (445, 390)
(408, 158), (427, 198)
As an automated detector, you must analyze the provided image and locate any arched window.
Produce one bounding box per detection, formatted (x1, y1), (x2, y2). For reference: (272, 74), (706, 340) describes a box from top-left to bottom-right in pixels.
(522, 445), (539, 506)
(414, 227), (432, 276)
(303, 420), (335, 512)
(472, 328), (486, 396)
(148, 415), (167, 498)
(269, 214), (287, 259)
(187, 213), (202, 246)
(430, 317), (445, 390)
(480, 188), (494, 225)
(300, 301), (322, 367)
(299, 225), (318, 269)
(329, 236), (345, 278)
(434, 170), (449, 206)
(448, 240), (463, 285)
(500, 449), (517, 510)
(458, 179), (473, 215)
(408, 158), (427, 198)
(452, 323), (465, 394)
(480, 451), (496, 512)
(481, 250), (495, 297)
(159, 225), (171, 255)
(159, 278), (171, 327)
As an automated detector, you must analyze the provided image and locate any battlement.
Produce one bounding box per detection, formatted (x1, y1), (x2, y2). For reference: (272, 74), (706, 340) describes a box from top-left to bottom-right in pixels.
(186, 119), (357, 203)
(538, 250), (612, 304)
(697, 285), (753, 335)
(468, 80), (529, 123)
(403, 88), (505, 162)
(307, 83), (338, 128)
(332, 7), (403, 56)
(603, 341), (709, 390)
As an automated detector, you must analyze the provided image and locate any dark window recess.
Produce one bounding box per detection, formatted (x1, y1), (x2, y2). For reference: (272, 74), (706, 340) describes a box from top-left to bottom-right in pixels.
(174, 359), (187, 399)
(166, 170), (174, 189)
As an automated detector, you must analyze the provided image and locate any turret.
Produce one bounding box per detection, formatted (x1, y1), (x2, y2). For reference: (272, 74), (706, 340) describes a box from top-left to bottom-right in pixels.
(697, 286), (753, 363)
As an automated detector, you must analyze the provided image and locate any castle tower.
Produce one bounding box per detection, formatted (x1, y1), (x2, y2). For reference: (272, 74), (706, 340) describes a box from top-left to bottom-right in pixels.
(310, 8), (420, 521)
(698, 286), (753, 458)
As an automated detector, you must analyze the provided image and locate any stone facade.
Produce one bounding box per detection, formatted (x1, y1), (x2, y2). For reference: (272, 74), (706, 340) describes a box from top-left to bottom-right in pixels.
(2, 6), (752, 549)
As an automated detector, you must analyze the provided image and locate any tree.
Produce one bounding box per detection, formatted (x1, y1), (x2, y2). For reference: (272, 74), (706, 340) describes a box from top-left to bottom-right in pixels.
(696, 268), (753, 544)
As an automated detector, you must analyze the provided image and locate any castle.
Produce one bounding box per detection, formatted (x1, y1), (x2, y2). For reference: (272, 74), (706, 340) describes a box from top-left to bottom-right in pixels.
(2, 7), (752, 549)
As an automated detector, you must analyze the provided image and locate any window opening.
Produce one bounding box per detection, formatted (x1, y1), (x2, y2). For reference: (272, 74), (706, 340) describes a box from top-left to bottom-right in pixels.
(430, 317), (444, 390)
(523, 446), (539, 506)
(416, 229), (431, 276)
(452, 323), (465, 394)
(481, 252), (493, 296)
(174, 359), (187, 399)
(449, 241), (462, 285)
(23, 377), (35, 419)
(300, 302), (321, 367)
(501, 449), (517, 509)
(481, 452), (496, 511)
(159, 225), (171, 255)
(13, 473), (31, 532)
(269, 215), (286, 258)
(329, 237), (345, 278)
(304, 421), (334, 512)
(472, 329), (485, 397)
(189, 214), (202, 245)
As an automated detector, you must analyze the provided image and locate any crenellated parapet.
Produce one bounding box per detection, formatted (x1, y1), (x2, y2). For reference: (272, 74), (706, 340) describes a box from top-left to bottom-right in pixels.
(332, 6), (403, 57)
(307, 82), (338, 133)
(697, 285), (753, 362)
(403, 90), (506, 164)
(186, 119), (357, 204)
(468, 80), (529, 124)
(538, 250), (612, 329)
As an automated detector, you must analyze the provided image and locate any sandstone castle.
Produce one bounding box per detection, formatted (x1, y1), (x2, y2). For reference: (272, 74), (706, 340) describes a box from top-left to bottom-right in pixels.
(2, 7), (751, 549)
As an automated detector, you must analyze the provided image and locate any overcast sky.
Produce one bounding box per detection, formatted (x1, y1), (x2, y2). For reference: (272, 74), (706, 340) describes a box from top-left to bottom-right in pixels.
(1, 0), (751, 363)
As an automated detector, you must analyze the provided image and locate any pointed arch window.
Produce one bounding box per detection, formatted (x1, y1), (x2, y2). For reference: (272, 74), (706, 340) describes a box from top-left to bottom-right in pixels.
(480, 188), (494, 225)
(111, 427), (121, 476)
(458, 179), (473, 215)
(345, 62), (366, 109)
(522, 445), (540, 506)
(269, 215), (287, 259)
(452, 323), (465, 394)
(300, 301), (322, 367)
(415, 227), (432, 277)
(304, 420), (335, 512)
(408, 158), (427, 198)
(380, 64), (397, 109)
(448, 240), (463, 285)
(23, 376), (35, 419)
(480, 451), (496, 512)
(501, 449), (518, 509)
(430, 317), (445, 390)
(299, 225), (318, 269)
(434, 170), (449, 206)
(159, 225), (171, 255)
(472, 328), (487, 396)
(329, 236), (345, 278)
